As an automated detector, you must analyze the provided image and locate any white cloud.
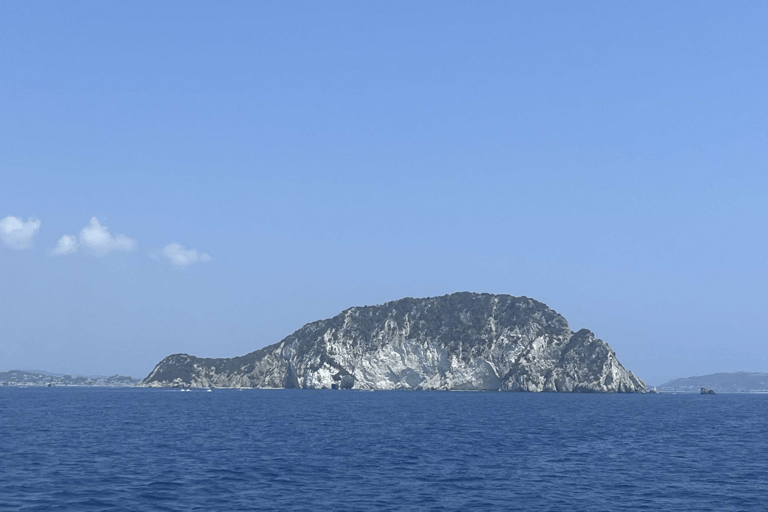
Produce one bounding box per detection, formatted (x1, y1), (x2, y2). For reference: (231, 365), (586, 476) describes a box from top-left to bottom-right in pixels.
(156, 243), (212, 268)
(0, 216), (41, 250)
(54, 217), (137, 257)
(53, 235), (78, 255)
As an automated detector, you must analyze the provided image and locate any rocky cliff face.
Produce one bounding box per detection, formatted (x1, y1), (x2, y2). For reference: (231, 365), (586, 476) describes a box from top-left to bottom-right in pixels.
(142, 292), (646, 392)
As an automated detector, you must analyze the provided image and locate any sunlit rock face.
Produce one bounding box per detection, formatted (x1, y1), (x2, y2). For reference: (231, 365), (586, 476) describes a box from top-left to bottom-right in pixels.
(141, 292), (646, 393)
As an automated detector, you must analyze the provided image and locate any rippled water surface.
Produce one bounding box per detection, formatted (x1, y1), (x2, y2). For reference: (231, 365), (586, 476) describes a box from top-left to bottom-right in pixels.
(1, 388), (766, 511)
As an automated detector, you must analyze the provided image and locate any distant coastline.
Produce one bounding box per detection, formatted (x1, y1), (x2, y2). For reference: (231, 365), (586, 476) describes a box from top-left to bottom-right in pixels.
(0, 370), (140, 388)
(6, 369), (767, 393)
(655, 372), (768, 393)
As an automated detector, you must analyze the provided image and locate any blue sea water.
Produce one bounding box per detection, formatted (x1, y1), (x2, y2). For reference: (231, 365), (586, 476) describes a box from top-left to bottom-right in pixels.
(1, 389), (766, 511)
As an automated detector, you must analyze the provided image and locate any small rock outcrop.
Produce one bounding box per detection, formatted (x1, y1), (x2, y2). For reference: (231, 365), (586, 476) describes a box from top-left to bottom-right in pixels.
(142, 292), (646, 393)
(701, 387), (716, 394)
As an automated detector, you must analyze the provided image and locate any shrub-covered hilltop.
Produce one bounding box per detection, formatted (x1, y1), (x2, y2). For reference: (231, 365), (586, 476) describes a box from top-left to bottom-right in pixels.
(142, 292), (646, 392)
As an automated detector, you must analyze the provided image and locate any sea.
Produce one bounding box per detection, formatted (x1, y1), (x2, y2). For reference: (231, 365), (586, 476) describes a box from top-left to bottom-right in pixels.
(1, 388), (766, 511)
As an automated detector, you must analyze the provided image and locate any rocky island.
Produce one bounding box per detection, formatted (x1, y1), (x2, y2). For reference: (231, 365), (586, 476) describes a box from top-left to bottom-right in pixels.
(142, 292), (646, 392)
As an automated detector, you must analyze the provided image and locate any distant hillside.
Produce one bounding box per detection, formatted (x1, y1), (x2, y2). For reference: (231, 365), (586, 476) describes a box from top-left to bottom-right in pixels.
(0, 370), (140, 387)
(657, 372), (768, 393)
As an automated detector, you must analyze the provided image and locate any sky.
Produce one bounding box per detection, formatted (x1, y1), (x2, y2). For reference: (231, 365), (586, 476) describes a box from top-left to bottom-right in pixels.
(1, 2), (766, 385)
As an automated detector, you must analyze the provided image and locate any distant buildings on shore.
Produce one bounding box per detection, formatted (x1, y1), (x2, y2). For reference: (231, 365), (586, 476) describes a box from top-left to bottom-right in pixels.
(0, 370), (140, 387)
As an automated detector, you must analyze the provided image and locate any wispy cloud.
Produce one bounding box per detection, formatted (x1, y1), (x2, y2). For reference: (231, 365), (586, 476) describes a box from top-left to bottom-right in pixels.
(54, 217), (137, 257)
(154, 243), (212, 268)
(0, 216), (41, 250)
(53, 235), (78, 256)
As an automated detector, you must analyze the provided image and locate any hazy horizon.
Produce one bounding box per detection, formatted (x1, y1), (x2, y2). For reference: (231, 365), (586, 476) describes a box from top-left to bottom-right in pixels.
(3, 2), (767, 386)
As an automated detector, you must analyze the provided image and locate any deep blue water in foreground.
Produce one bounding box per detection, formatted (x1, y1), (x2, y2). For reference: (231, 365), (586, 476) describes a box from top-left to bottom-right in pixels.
(1, 389), (766, 511)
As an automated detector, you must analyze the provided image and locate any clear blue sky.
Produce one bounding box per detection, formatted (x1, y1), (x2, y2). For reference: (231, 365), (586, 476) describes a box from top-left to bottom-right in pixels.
(1, 2), (766, 385)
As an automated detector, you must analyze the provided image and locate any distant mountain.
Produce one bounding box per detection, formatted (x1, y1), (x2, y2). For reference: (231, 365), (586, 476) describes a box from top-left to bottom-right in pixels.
(143, 292), (646, 392)
(0, 370), (140, 387)
(656, 372), (768, 393)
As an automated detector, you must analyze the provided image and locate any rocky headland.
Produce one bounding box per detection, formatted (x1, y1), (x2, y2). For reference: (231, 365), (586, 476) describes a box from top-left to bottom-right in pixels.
(142, 292), (646, 392)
